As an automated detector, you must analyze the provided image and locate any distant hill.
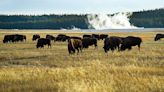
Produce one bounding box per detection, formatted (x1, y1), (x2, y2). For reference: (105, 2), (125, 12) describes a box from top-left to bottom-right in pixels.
(0, 8), (164, 29)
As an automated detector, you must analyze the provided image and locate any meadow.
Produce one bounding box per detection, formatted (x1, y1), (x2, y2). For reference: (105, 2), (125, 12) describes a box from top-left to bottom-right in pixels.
(0, 30), (163, 92)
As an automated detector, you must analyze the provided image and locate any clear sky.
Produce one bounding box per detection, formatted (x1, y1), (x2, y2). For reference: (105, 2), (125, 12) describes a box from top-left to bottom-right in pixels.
(0, 0), (163, 15)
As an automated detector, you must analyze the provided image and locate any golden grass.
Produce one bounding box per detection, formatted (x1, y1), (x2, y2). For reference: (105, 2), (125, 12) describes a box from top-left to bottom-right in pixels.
(0, 30), (163, 92)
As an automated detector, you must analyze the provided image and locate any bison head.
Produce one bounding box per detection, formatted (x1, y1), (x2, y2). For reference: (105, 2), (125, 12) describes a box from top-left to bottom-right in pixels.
(154, 36), (160, 41)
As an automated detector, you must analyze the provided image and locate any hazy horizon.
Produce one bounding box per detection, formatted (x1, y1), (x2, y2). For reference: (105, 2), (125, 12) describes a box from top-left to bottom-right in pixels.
(0, 0), (164, 15)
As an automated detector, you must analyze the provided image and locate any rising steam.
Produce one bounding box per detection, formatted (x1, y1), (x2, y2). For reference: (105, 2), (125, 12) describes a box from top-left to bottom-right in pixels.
(87, 12), (137, 29)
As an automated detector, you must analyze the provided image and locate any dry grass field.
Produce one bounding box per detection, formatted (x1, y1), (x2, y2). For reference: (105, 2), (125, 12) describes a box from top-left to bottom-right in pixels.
(0, 30), (163, 92)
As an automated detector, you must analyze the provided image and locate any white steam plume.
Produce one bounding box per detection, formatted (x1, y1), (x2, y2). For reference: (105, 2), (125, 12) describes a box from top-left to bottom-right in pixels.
(87, 12), (137, 29)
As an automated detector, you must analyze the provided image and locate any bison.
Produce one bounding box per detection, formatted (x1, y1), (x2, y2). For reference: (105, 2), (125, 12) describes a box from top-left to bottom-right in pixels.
(13, 34), (26, 42)
(32, 34), (40, 41)
(36, 38), (51, 48)
(103, 36), (123, 53)
(46, 34), (56, 42)
(68, 38), (83, 54)
(56, 34), (70, 42)
(154, 33), (164, 41)
(82, 37), (97, 48)
(92, 34), (100, 40)
(120, 36), (142, 51)
(100, 34), (108, 40)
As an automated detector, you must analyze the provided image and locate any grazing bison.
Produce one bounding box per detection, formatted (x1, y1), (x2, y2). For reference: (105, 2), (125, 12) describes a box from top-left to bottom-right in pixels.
(100, 34), (108, 40)
(83, 34), (92, 38)
(56, 34), (70, 42)
(103, 36), (123, 53)
(13, 34), (26, 42)
(36, 38), (51, 48)
(120, 36), (142, 51)
(46, 34), (56, 42)
(3, 35), (15, 43)
(82, 37), (97, 48)
(32, 34), (40, 41)
(92, 34), (100, 40)
(3, 34), (26, 43)
(68, 38), (83, 54)
(154, 34), (164, 41)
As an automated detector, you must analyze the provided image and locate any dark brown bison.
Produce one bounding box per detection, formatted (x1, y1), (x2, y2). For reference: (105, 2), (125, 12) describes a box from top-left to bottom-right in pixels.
(68, 38), (83, 54)
(103, 36), (123, 53)
(46, 34), (56, 42)
(154, 34), (164, 41)
(36, 38), (51, 48)
(56, 34), (70, 42)
(13, 34), (26, 42)
(100, 34), (108, 40)
(120, 36), (142, 51)
(83, 34), (92, 38)
(32, 34), (40, 41)
(82, 37), (97, 48)
(3, 35), (15, 43)
(92, 34), (100, 40)
(3, 34), (26, 43)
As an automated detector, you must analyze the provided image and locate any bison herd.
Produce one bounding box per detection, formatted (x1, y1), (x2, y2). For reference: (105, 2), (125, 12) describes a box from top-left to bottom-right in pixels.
(3, 34), (26, 43)
(2, 33), (164, 54)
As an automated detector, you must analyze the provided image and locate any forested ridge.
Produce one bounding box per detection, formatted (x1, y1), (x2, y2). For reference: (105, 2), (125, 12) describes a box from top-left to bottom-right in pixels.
(0, 15), (89, 29)
(0, 8), (164, 29)
(129, 8), (164, 28)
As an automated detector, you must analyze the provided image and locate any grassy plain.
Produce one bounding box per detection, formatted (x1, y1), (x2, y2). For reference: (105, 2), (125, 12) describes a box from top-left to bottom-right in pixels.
(0, 30), (163, 92)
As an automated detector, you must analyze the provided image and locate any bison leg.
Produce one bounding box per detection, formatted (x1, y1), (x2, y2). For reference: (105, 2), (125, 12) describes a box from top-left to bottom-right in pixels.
(111, 48), (115, 52)
(94, 44), (98, 49)
(138, 44), (141, 51)
(78, 46), (82, 53)
(47, 43), (51, 48)
(68, 50), (72, 54)
(76, 48), (79, 54)
(73, 49), (75, 54)
(68, 48), (72, 54)
(117, 45), (121, 51)
(120, 45), (126, 51)
(128, 46), (132, 50)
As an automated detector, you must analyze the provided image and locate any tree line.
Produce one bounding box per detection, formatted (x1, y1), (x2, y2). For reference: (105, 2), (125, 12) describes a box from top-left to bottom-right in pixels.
(0, 15), (89, 29)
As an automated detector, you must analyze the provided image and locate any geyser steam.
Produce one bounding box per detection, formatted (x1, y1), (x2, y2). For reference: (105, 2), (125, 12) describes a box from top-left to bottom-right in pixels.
(87, 12), (137, 29)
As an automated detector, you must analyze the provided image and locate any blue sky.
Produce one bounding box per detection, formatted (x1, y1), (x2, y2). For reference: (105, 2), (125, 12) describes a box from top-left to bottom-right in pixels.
(0, 0), (163, 15)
